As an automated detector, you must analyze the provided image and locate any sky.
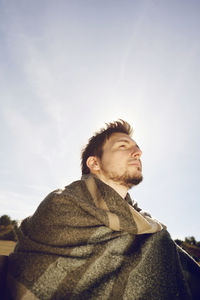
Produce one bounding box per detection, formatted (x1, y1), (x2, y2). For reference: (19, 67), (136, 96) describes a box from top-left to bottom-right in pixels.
(0, 0), (200, 241)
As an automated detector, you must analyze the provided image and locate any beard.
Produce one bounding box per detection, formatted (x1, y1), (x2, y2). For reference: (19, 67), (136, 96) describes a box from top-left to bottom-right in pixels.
(108, 172), (143, 188)
(100, 164), (143, 189)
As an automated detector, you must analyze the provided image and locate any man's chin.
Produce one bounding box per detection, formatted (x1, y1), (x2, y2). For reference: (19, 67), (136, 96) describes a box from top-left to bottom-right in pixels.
(100, 168), (143, 189)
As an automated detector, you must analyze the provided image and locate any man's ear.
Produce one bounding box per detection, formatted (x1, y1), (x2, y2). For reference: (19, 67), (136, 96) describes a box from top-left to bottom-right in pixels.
(86, 156), (100, 173)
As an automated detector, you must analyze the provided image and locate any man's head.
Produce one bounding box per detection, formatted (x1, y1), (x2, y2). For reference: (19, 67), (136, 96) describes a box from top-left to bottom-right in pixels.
(81, 120), (143, 189)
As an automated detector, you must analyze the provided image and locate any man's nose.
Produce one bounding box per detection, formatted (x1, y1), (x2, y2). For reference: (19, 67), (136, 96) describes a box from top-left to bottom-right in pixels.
(130, 146), (142, 158)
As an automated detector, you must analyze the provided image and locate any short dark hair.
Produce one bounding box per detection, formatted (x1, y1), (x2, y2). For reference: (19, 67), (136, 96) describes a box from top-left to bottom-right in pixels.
(81, 119), (133, 174)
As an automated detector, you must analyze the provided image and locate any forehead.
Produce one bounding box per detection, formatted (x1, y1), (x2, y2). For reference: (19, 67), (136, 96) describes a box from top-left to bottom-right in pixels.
(103, 132), (135, 149)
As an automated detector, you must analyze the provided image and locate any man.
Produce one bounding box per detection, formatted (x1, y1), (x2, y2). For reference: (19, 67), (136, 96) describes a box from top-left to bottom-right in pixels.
(7, 120), (200, 299)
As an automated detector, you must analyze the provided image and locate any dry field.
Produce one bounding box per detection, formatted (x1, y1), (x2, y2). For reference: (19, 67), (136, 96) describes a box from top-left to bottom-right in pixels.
(0, 240), (16, 256)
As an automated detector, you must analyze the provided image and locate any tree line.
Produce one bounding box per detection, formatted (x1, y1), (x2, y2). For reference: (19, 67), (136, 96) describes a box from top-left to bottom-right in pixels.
(0, 215), (18, 241)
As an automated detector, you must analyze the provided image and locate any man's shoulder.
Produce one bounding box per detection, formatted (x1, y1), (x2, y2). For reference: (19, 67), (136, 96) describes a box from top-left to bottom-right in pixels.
(44, 179), (89, 203)
(28, 179), (91, 222)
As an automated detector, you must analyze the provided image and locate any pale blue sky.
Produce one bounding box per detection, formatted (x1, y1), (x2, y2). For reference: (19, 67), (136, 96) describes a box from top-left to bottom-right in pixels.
(0, 0), (200, 240)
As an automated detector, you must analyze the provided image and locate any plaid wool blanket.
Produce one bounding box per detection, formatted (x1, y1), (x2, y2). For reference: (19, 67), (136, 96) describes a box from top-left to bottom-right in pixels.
(7, 175), (200, 299)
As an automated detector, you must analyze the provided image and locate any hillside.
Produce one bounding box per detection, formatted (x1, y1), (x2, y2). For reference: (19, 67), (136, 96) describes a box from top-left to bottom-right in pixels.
(175, 239), (200, 264)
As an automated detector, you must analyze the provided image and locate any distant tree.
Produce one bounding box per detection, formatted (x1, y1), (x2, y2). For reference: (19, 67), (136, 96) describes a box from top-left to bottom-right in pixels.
(12, 220), (17, 227)
(0, 215), (11, 226)
(1, 229), (17, 241)
(185, 236), (197, 246)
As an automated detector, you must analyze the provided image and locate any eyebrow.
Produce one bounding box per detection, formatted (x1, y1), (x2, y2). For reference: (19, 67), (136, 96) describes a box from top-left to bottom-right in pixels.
(114, 139), (140, 148)
(115, 139), (131, 144)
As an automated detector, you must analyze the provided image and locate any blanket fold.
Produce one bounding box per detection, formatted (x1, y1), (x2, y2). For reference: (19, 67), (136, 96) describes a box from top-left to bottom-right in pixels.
(7, 175), (200, 299)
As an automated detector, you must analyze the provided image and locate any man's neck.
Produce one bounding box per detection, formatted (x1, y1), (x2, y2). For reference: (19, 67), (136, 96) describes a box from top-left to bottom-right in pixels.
(95, 173), (129, 199)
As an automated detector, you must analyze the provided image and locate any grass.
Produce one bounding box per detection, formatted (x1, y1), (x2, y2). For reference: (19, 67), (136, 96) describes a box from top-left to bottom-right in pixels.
(0, 240), (16, 256)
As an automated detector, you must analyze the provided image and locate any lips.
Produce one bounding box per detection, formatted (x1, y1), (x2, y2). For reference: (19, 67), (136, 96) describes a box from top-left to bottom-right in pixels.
(128, 160), (141, 167)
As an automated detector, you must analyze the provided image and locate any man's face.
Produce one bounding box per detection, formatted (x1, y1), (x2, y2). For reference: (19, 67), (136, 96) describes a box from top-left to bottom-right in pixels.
(98, 132), (143, 188)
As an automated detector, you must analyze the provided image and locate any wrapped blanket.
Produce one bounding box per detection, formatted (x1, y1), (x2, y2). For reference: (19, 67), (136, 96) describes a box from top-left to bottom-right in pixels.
(7, 175), (200, 299)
